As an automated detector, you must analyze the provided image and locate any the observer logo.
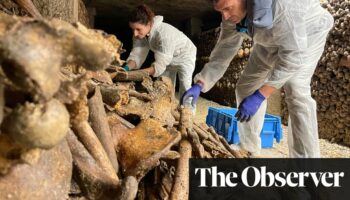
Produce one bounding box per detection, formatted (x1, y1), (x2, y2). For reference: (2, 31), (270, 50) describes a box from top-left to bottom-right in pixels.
(195, 166), (345, 188)
(189, 159), (350, 200)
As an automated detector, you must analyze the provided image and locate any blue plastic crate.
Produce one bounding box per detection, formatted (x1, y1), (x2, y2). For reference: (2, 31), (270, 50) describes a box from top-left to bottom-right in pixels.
(206, 107), (282, 148)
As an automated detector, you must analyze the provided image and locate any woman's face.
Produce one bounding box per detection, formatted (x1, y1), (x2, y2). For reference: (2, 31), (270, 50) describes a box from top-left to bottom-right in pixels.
(129, 21), (152, 39)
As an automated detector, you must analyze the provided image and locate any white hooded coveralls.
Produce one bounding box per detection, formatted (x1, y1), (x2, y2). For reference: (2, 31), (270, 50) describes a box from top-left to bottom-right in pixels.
(127, 16), (197, 104)
(194, 0), (334, 157)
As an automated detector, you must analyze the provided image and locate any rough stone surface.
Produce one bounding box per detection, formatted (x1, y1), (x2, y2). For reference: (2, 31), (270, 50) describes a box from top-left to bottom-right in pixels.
(32, 0), (74, 22)
(88, 0), (215, 27)
(1, 0), (89, 25)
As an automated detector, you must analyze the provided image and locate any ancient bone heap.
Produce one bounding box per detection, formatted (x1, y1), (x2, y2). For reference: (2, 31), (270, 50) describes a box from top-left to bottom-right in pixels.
(0, 13), (247, 200)
(281, 0), (350, 145)
(315, 0), (349, 145)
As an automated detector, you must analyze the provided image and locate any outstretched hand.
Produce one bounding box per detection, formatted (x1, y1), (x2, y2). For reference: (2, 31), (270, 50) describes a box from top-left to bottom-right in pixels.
(180, 83), (202, 107)
(235, 90), (266, 122)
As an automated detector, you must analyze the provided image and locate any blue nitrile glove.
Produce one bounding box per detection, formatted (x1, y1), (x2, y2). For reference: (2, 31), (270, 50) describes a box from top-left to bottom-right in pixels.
(235, 90), (265, 122)
(122, 63), (129, 71)
(180, 83), (202, 107)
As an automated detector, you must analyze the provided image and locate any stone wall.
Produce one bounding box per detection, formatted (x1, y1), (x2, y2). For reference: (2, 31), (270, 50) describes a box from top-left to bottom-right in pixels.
(0, 0), (90, 27)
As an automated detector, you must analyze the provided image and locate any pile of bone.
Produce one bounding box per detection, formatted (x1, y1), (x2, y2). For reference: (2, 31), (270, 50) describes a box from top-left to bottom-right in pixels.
(0, 13), (247, 200)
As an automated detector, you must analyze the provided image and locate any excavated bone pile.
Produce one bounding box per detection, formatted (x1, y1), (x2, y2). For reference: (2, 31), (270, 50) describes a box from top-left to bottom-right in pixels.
(0, 13), (248, 200)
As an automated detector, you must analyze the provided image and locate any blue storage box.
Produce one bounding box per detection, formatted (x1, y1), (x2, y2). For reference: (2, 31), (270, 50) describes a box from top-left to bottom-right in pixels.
(206, 107), (282, 148)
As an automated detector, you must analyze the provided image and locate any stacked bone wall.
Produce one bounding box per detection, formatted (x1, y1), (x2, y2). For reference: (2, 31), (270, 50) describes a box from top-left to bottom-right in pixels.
(0, 0), (24, 15)
(0, 0), (90, 27)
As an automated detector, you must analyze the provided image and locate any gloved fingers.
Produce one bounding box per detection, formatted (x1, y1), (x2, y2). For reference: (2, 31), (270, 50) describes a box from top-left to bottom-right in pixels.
(180, 93), (192, 105)
(122, 63), (129, 71)
(235, 110), (241, 120)
(237, 108), (250, 122)
(121, 68), (128, 72)
(236, 110), (247, 122)
(191, 96), (198, 107)
(246, 115), (252, 122)
(191, 101), (196, 108)
(239, 113), (249, 122)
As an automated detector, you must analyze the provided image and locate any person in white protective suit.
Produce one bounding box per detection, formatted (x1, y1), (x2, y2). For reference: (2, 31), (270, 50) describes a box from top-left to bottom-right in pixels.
(181, 0), (334, 157)
(124, 4), (197, 108)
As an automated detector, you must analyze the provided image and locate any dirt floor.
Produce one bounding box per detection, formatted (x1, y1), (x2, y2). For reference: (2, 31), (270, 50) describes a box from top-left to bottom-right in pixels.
(194, 96), (350, 158)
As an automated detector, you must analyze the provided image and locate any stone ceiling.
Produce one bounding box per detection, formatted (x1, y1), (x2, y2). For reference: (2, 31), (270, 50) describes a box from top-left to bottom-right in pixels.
(86, 0), (218, 28)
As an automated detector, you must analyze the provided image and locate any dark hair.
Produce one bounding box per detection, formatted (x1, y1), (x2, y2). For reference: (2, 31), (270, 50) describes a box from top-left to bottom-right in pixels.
(129, 4), (155, 25)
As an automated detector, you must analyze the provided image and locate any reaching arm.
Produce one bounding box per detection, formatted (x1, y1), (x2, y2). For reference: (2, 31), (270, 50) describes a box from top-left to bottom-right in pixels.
(194, 20), (245, 92)
(126, 37), (150, 70)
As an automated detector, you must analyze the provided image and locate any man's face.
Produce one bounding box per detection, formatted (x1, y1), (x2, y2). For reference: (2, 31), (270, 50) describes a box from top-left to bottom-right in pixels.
(129, 22), (152, 39)
(214, 0), (247, 23)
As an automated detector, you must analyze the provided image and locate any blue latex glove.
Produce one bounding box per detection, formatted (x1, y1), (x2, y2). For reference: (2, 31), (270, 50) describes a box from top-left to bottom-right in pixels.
(235, 90), (265, 122)
(122, 63), (129, 71)
(180, 83), (202, 107)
